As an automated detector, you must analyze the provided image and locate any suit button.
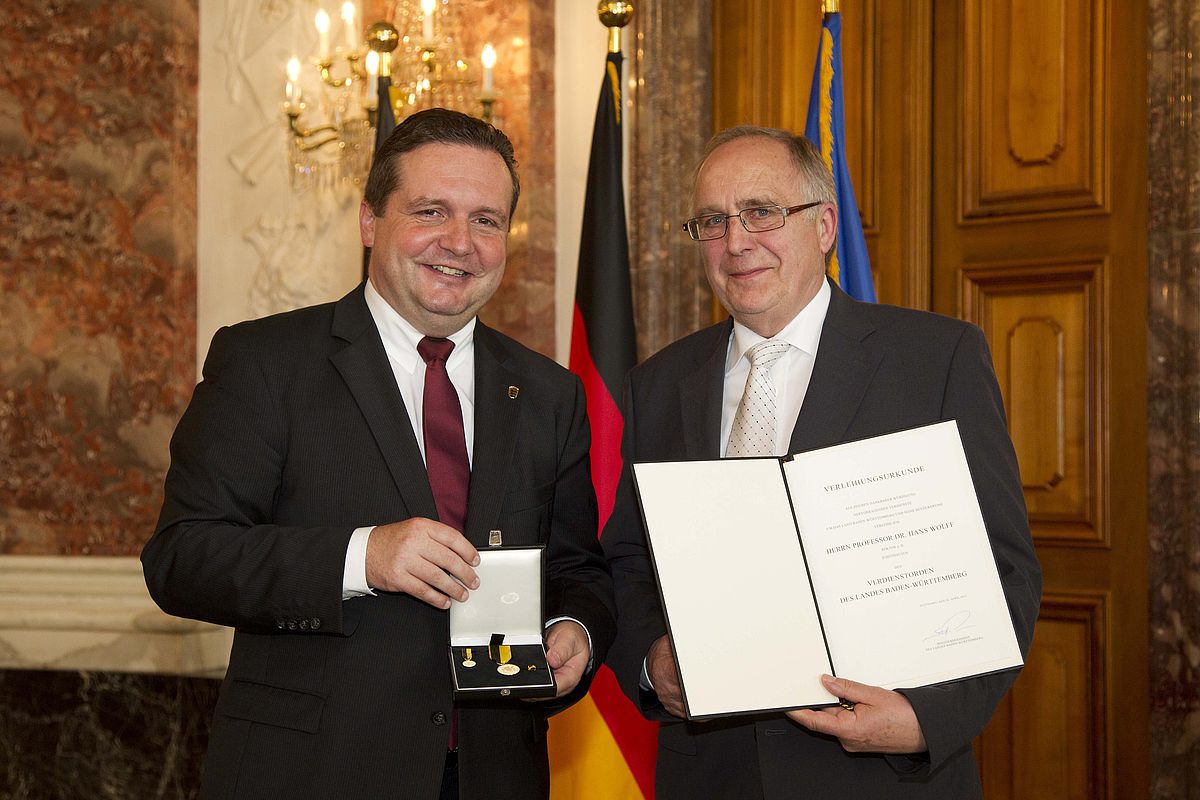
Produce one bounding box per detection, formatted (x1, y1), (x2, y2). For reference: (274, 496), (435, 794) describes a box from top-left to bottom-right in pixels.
(287, 620), (297, 630)
(431, 711), (448, 725)
(276, 619), (286, 629)
(310, 618), (321, 630)
(299, 619), (309, 630)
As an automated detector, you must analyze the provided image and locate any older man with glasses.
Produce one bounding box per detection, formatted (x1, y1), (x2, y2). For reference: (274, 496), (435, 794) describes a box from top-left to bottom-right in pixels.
(601, 125), (1041, 800)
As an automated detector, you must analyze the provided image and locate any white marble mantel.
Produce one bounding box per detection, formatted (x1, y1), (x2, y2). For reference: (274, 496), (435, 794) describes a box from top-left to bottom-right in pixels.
(0, 555), (231, 678)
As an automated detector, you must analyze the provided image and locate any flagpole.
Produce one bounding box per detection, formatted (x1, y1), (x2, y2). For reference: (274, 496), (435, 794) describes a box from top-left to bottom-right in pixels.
(598, 1), (634, 54)
(822, 0), (840, 13)
(552, 4), (656, 798)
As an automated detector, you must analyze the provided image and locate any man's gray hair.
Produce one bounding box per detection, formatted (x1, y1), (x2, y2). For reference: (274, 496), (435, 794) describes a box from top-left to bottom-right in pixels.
(696, 125), (837, 207)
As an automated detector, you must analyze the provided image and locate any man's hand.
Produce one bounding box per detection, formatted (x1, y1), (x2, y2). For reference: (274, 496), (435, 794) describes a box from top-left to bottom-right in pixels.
(541, 620), (591, 698)
(646, 635), (686, 718)
(787, 674), (927, 754)
(365, 518), (480, 609)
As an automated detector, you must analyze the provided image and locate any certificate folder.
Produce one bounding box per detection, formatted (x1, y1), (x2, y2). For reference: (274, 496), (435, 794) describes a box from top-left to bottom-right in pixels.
(631, 420), (1023, 720)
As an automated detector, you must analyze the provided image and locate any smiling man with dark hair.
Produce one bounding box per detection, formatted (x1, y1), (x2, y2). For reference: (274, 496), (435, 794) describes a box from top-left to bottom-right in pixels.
(144, 108), (614, 800)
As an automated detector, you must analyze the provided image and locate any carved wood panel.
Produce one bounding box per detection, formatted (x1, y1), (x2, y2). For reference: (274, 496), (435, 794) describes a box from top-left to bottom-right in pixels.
(960, 259), (1104, 545)
(979, 592), (1107, 800)
(961, 0), (1108, 219)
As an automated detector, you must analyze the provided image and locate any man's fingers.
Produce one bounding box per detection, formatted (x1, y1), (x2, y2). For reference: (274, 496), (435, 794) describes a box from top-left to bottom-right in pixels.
(787, 706), (845, 733)
(545, 622), (587, 668)
(645, 635), (687, 718)
(429, 524), (481, 570)
(788, 680), (927, 754)
(398, 577), (454, 610)
(821, 674), (876, 703)
(368, 520), (480, 600)
(413, 560), (472, 603)
(425, 546), (479, 591)
(420, 526), (479, 589)
(661, 695), (687, 718)
(551, 653), (587, 697)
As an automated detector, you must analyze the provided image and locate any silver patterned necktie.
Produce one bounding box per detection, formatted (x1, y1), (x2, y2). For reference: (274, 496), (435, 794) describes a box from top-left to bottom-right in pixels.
(725, 339), (791, 457)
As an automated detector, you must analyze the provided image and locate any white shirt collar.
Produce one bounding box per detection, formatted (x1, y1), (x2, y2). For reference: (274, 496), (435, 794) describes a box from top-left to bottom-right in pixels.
(726, 277), (831, 373)
(364, 279), (476, 371)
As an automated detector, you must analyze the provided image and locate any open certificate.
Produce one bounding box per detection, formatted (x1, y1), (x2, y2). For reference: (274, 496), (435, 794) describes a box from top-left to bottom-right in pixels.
(631, 420), (1023, 719)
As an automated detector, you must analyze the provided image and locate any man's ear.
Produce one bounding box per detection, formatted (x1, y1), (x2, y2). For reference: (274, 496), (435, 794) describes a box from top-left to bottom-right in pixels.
(818, 202), (838, 256)
(359, 200), (376, 248)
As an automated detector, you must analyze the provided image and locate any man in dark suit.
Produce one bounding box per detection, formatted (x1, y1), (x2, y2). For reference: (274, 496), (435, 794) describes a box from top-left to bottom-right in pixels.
(142, 109), (615, 800)
(602, 125), (1042, 798)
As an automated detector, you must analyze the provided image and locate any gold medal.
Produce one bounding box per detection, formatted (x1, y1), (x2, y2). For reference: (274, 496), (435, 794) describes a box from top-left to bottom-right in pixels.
(493, 643), (517, 676)
(462, 647), (475, 668)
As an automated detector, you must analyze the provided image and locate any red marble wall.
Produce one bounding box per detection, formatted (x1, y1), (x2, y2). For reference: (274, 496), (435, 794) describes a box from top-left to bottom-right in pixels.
(0, 0), (552, 556)
(0, 0), (199, 556)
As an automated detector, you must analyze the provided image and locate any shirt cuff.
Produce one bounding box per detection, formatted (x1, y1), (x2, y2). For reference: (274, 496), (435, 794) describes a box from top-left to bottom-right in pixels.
(545, 616), (593, 673)
(639, 657), (655, 691)
(342, 526), (377, 599)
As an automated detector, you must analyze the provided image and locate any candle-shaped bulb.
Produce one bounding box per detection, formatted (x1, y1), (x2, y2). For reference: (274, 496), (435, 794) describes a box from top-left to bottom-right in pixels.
(285, 57), (303, 105)
(421, 0), (436, 43)
(341, 2), (358, 49)
(481, 43), (496, 93)
(315, 9), (331, 58)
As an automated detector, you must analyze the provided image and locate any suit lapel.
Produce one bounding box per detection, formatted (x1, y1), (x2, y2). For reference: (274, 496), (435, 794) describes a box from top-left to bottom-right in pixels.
(680, 319), (732, 460)
(329, 285), (438, 520)
(464, 324), (521, 547)
(787, 282), (882, 454)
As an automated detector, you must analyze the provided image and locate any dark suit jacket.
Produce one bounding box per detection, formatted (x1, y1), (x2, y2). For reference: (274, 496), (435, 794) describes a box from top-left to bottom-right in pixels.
(602, 281), (1042, 800)
(142, 284), (615, 800)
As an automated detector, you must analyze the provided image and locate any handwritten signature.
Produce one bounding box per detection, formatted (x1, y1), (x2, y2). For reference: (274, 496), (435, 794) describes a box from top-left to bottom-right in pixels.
(923, 610), (974, 641)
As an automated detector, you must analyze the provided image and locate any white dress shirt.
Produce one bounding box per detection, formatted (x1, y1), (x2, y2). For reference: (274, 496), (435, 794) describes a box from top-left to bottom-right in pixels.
(343, 282), (592, 661)
(342, 280), (477, 598)
(720, 278), (831, 456)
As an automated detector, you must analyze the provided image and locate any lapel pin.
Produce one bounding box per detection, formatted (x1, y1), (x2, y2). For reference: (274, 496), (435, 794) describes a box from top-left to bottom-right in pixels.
(488, 530), (503, 547)
(508, 386), (520, 399)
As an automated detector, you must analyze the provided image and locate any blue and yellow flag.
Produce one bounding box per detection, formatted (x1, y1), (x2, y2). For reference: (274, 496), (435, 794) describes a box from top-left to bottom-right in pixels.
(804, 10), (876, 302)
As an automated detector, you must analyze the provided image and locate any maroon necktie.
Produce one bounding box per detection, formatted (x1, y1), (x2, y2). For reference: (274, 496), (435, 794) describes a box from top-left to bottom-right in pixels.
(417, 337), (470, 533)
(419, 337), (469, 753)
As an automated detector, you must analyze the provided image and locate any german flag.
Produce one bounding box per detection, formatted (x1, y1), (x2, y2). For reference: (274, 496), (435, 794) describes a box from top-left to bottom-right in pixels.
(549, 50), (657, 800)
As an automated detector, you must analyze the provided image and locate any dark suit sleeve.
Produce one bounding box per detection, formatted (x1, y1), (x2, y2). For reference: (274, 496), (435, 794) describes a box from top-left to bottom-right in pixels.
(600, 377), (672, 718)
(894, 324), (1043, 774)
(141, 326), (351, 635)
(541, 374), (617, 703)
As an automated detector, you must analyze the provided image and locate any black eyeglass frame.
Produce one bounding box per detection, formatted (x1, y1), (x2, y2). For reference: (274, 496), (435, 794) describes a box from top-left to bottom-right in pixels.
(681, 201), (825, 241)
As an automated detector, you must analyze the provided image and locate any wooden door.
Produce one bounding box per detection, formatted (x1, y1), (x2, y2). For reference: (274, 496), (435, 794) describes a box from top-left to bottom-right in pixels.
(711, 2), (1150, 797)
(933, 1), (1148, 798)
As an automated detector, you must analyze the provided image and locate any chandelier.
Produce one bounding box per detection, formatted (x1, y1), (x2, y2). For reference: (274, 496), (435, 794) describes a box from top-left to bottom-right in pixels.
(281, 1), (497, 191)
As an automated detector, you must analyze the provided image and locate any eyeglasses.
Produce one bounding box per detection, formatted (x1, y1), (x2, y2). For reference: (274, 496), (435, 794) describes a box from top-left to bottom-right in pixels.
(681, 202), (824, 241)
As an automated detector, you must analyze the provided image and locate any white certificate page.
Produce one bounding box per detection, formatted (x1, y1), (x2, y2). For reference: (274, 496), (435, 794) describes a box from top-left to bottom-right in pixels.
(782, 420), (1023, 689)
(632, 458), (839, 717)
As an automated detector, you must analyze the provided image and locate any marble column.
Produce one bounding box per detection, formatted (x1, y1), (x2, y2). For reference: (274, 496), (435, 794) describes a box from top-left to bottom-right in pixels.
(627, 0), (715, 358)
(1147, 1), (1200, 797)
